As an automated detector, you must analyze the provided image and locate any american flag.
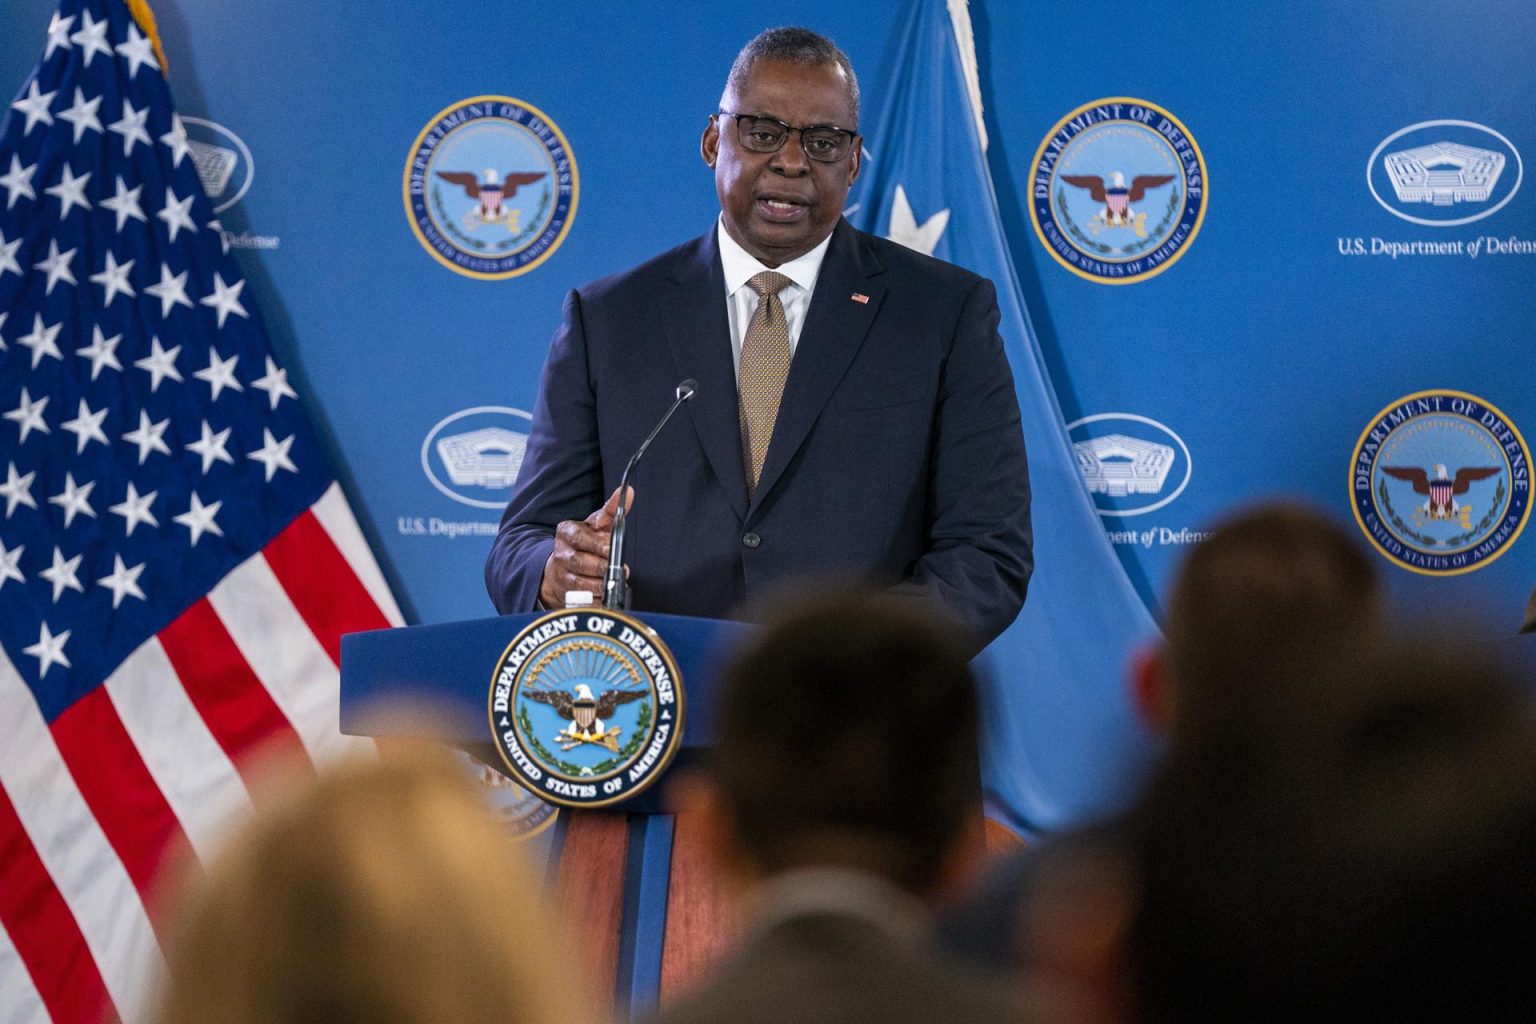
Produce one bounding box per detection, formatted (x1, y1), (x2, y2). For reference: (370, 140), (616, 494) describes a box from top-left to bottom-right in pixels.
(0, 2), (404, 1021)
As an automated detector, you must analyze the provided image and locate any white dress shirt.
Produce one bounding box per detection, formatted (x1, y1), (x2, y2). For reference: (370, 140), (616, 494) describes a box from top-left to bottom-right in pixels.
(716, 217), (834, 378)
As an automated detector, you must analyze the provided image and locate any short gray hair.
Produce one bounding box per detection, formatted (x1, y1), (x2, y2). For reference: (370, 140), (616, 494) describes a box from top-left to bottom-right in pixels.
(724, 27), (860, 125)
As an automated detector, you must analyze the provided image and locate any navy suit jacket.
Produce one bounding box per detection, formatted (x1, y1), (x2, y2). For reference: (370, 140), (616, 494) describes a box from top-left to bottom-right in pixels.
(484, 219), (1032, 649)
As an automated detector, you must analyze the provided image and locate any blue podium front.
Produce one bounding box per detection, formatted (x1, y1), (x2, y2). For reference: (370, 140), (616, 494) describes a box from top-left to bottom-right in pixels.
(339, 611), (756, 1017)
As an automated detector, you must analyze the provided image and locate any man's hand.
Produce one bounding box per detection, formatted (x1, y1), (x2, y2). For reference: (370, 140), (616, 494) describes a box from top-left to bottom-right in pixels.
(539, 486), (634, 609)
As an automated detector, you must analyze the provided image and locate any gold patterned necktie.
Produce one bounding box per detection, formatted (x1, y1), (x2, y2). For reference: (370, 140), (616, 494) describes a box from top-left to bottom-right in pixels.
(738, 271), (794, 498)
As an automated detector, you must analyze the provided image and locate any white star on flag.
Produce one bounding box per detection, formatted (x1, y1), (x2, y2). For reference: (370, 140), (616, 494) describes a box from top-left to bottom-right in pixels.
(0, 462), (38, 517)
(108, 98), (151, 156)
(114, 23), (160, 79)
(200, 273), (248, 328)
(186, 419), (235, 473)
(72, 332), (117, 395)
(193, 347), (243, 399)
(157, 186), (196, 242)
(45, 163), (92, 218)
(89, 251), (135, 306)
(22, 622), (71, 679)
(0, 539), (24, 588)
(4, 387), (51, 441)
(133, 335), (183, 391)
(0, 233), (20, 279)
(32, 239), (78, 295)
(44, 12), (74, 59)
(10, 80), (57, 135)
(17, 313), (64, 368)
(0, 155), (37, 209)
(121, 409), (172, 463)
(145, 263), (193, 317)
(78, 325), (126, 378)
(249, 428), (298, 482)
(98, 555), (147, 609)
(100, 176), (147, 230)
(173, 492), (224, 545)
(884, 184), (950, 257)
(48, 472), (96, 528)
(40, 546), (85, 602)
(160, 112), (191, 166)
(57, 87), (104, 143)
(108, 482), (159, 535)
(61, 397), (110, 453)
(252, 355), (298, 408)
(69, 8), (113, 66)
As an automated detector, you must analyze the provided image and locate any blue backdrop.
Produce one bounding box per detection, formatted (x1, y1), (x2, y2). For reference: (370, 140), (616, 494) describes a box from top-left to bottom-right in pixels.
(5, 0), (1530, 826)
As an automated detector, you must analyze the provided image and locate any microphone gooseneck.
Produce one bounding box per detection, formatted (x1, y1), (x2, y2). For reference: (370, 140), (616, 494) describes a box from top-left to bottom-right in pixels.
(603, 380), (698, 610)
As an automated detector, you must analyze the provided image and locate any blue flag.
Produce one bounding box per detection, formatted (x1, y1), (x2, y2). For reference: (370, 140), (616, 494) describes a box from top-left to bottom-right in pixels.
(850, 0), (1160, 834)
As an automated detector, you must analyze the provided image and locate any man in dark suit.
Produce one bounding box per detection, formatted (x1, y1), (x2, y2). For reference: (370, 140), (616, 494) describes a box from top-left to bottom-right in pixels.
(484, 27), (1031, 649)
(653, 590), (1025, 1024)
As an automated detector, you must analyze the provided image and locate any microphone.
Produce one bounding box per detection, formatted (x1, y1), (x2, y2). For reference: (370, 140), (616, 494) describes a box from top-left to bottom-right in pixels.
(604, 379), (698, 609)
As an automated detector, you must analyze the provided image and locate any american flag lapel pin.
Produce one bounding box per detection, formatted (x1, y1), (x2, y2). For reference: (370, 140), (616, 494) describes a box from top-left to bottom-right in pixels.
(850, 292), (870, 304)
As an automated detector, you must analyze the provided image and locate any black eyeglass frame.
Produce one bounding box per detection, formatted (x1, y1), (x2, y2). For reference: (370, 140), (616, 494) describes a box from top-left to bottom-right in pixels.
(715, 110), (860, 163)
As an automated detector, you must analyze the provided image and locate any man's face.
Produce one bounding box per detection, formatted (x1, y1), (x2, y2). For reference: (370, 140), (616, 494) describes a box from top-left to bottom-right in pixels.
(701, 58), (861, 268)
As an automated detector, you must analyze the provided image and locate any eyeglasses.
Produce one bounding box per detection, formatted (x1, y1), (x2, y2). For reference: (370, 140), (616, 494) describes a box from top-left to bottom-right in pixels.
(716, 111), (858, 163)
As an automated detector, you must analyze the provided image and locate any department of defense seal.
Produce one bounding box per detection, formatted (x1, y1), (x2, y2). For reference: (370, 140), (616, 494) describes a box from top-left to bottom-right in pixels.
(1352, 390), (1530, 576)
(1029, 98), (1207, 284)
(404, 95), (578, 279)
(451, 750), (558, 840)
(489, 610), (684, 808)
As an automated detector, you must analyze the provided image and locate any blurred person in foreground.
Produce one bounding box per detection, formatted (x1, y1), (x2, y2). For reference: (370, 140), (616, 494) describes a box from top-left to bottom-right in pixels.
(155, 743), (587, 1024)
(938, 501), (1385, 981)
(1127, 633), (1536, 1023)
(654, 590), (1026, 1024)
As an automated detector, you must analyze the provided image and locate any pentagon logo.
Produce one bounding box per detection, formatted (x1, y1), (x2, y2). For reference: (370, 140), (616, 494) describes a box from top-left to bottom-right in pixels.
(421, 406), (532, 509)
(1367, 121), (1523, 227)
(1068, 413), (1192, 517)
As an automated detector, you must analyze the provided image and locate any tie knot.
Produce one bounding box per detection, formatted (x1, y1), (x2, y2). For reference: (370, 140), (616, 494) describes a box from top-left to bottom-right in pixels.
(747, 271), (793, 298)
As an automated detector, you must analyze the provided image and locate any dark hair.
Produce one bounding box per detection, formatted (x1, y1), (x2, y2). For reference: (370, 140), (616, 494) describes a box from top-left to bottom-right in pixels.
(713, 589), (978, 891)
(1163, 501), (1382, 731)
(725, 26), (860, 124)
(1129, 635), (1536, 1023)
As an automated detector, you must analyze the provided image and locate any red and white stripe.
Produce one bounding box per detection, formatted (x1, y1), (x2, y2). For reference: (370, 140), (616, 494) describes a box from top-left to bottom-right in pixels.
(2, 484), (404, 1024)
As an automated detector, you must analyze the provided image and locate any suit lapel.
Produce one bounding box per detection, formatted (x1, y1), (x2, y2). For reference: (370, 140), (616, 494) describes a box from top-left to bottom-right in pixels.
(660, 231), (749, 519)
(751, 220), (886, 508)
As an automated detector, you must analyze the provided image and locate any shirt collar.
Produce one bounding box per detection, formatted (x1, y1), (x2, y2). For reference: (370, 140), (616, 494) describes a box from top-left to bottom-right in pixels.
(742, 867), (928, 946)
(717, 216), (834, 298)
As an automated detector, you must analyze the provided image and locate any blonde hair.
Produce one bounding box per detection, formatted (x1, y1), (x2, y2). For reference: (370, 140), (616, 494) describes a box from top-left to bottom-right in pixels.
(157, 745), (586, 1024)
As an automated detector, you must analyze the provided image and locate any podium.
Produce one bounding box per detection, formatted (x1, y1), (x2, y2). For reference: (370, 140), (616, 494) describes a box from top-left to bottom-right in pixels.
(341, 611), (757, 1019)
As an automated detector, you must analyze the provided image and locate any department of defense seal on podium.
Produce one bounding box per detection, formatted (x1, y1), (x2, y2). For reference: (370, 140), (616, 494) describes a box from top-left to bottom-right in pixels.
(489, 610), (684, 808)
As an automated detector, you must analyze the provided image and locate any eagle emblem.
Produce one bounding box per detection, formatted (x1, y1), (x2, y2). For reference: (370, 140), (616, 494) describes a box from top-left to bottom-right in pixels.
(434, 168), (547, 230)
(490, 609), (684, 808)
(523, 682), (646, 752)
(1060, 171), (1175, 238)
(1382, 463), (1501, 529)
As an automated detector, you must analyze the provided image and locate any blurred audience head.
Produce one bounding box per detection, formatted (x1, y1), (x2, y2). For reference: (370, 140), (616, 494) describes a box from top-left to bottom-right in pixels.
(703, 588), (980, 896)
(1128, 635), (1536, 1023)
(1135, 501), (1383, 735)
(156, 742), (582, 1024)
